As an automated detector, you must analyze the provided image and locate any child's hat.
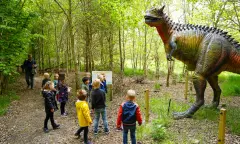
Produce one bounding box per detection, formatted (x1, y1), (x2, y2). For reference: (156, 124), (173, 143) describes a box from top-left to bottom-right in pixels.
(127, 89), (136, 97)
(82, 77), (89, 83)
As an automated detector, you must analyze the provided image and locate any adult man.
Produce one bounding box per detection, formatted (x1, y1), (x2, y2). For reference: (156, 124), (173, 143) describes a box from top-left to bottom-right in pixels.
(23, 54), (37, 89)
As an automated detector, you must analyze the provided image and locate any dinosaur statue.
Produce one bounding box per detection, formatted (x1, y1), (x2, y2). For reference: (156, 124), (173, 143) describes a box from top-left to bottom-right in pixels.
(144, 6), (240, 119)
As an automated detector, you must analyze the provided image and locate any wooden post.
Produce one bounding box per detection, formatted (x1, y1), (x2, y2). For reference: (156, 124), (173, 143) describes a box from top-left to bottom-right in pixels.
(184, 70), (189, 100)
(218, 108), (226, 144)
(145, 89), (150, 123)
(109, 84), (113, 101)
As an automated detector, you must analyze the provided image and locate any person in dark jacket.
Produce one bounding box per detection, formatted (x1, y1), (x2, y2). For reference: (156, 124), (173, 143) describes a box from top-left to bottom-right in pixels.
(91, 79), (109, 135)
(116, 90), (142, 144)
(42, 81), (60, 133)
(23, 54), (37, 89)
(57, 79), (69, 116)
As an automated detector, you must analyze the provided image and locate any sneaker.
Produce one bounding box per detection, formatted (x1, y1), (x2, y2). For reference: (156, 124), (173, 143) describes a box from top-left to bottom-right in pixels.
(104, 130), (110, 135)
(116, 127), (122, 132)
(43, 128), (49, 133)
(74, 132), (81, 138)
(94, 131), (98, 135)
(85, 141), (93, 144)
(53, 124), (60, 129)
(61, 113), (68, 117)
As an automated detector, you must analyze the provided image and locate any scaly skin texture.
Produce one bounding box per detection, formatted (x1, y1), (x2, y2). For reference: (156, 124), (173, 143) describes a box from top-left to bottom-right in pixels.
(145, 6), (240, 119)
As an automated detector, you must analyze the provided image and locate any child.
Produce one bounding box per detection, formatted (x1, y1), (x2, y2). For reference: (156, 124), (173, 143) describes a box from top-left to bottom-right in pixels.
(57, 79), (69, 116)
(85, 72), (92, 91)
(116, 90), (142, 144)
(91, 79), (109, 135)
(74, 90), (92, 144)
(82, 77), (90, 103)
(42, 73), (51, 88)
(53, 74), (59, 88)
(42, 81), (60, 133)
(97, 74), (106, 93)
(101, 73), (108, 93)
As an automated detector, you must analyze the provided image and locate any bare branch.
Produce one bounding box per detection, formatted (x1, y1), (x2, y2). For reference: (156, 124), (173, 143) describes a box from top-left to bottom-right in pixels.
(53, 0), (69, 22)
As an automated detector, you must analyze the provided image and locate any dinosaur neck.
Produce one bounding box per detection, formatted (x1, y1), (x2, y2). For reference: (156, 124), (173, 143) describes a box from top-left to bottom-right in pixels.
(156, 22), (172, 44)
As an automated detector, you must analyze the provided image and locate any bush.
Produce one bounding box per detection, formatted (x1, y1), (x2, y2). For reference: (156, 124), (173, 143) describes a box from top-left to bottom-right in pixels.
(154, 83), (161, 90)
(124, 68), (144, 76)
(151, 119), (167, 141)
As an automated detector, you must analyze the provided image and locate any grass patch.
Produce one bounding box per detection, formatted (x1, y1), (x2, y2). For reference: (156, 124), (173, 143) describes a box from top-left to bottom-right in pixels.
(124, 68), (144, 76)
(226, 107), (240, 135)
(137, 91), (240, 142)
(136, 93), (189, 143)
(219, 72), (240, 96)
(194, 106), (240, 135)
(154, 83), (161, 90)
(0, 91), (19, 116)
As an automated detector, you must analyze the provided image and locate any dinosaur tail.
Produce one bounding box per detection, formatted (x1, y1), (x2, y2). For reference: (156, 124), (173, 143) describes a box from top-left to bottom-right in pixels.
(229, 48), (240, 73)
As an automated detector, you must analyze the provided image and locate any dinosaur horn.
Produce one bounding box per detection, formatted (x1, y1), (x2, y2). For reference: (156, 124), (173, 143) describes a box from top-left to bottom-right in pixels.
(228, 38), (234, 42)
(221, 31), (228, 35)
(225, 35), (231, 39)
(232, 41), (239, 45)
(236, 44), (240, 49)
(159, 5), (165, 12)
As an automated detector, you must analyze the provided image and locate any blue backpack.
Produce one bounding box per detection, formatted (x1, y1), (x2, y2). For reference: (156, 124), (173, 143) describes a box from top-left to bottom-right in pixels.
(122, 101), (137, 124)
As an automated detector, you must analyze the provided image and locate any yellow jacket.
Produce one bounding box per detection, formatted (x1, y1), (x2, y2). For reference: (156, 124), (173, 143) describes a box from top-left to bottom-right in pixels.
(76, 100), (92, 127)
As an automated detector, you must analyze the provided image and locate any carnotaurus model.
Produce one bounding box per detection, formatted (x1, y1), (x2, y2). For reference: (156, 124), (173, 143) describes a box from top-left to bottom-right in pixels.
(145, 6), (240, 119)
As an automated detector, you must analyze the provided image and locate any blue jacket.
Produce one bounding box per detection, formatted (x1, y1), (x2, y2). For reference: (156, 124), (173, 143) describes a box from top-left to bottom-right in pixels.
(57, 81), (68, 102)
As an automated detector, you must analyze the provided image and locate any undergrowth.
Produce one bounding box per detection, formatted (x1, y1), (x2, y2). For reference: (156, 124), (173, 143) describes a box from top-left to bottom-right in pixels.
(0, 91), (19, 116)
(137, 91), (240, 143)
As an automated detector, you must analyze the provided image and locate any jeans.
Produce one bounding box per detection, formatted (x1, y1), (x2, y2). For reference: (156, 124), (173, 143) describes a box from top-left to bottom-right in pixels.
(75, 126), (89, 143)
(123, 125), (136, 144)
(44, 111), (56, 128)
(25, 71), (34, 88)
(93, 108), (109, 132)
(60, 102), (66, 115)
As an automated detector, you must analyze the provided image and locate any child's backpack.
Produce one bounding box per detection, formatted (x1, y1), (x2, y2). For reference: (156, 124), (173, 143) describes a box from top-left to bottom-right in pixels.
(122, 102), (137, 124)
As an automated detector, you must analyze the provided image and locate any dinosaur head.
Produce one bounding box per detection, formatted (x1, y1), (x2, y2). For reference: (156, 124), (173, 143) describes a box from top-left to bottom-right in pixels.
(145, 6), (165, 27)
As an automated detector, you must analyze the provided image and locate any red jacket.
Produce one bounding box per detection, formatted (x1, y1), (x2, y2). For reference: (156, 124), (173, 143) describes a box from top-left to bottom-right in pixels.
(116, 101), (142, 128)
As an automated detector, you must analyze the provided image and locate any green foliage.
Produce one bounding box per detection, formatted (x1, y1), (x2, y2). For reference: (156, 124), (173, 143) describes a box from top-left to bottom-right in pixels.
(0, 91), (19, 116)
(154, 83), (161, 90)
(219, 73), (240, 96)
(151, 119), (167, 141)
(0, 0), (38, 76)
(124, 67), (144, 76)
(226, 107), (240, 135)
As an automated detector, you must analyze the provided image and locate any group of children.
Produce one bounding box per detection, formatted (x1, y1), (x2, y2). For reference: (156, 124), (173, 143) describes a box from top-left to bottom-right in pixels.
(42, 72), (142, 144)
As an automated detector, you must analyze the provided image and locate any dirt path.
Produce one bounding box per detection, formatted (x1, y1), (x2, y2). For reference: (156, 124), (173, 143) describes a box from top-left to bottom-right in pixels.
(0, 74), (240, 144)
(0, 74), (124, 144)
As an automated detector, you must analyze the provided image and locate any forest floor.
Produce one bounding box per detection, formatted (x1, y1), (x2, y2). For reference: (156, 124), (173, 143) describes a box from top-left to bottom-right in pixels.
(0, 73), (240, 144)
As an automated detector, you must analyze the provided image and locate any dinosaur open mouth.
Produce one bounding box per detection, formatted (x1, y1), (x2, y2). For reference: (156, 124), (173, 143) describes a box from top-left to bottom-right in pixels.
(144, 16), (160, 22)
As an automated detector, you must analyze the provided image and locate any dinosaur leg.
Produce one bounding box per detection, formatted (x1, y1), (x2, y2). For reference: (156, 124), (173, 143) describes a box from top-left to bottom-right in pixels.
(173, 73), (207, 119)
(207, 76), (221, 108)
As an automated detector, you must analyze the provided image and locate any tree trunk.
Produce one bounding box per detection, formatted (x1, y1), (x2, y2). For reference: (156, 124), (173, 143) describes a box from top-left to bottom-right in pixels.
(68, 0), (80, 90)
(143, 25), (147, 77)
(108, 30), (113, 71)
(119, 24), (123, 72)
